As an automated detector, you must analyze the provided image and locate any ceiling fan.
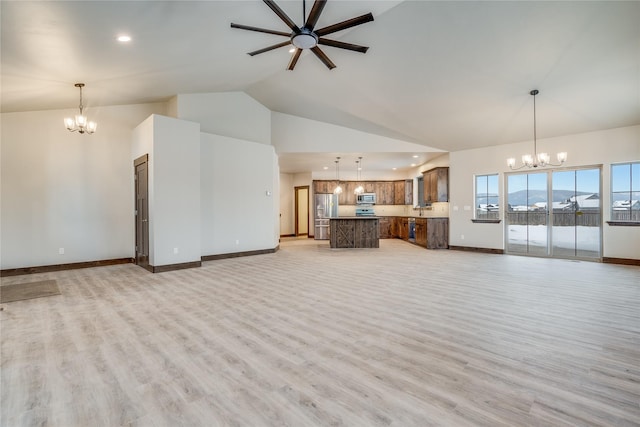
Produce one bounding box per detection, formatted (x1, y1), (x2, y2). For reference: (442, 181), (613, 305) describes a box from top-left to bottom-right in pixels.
(230, 0), (374, 70)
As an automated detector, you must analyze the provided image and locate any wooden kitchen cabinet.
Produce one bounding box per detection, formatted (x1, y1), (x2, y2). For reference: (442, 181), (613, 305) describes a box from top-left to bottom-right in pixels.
(393, 181), (405, 205)
(422, 167), (449, 204)
(313, 180), (413, 205)
(393, 180), (413, 205)
(415, 218), (428, 247)
(399, 217), (409, 240)
(375, 181), (395, 205)
(426, 218), (449, 249)
(343, 181), (356, 205)
(378, 217), (392, 239)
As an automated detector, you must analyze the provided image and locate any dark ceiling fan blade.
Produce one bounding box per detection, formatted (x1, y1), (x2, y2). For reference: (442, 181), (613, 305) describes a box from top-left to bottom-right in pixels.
(230, 23), (290, 37)
(263, 0), (301, 34)
(318, 38), (369, 53)
(287, 49), (302, 70)
(248, 40), (292, 56)
(315, 13), (374, 37)
(310, 46), (336, 69)
(304, 0), (327, 31)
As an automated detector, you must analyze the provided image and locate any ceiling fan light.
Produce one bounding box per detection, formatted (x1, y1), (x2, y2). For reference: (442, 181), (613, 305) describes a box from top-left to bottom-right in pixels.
(291, 32), (318, 49)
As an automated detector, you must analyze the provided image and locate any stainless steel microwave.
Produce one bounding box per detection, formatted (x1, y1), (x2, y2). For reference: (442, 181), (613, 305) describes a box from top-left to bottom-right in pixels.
(356, 193), (376, 204)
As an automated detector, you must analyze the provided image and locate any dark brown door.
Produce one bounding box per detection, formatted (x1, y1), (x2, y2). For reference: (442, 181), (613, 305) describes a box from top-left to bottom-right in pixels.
(134, 155), (149, 269)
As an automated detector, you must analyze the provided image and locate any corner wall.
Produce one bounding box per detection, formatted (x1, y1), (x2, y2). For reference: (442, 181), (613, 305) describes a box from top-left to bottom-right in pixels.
(201, 133), (279, 255)
(1, 102), (166, 269)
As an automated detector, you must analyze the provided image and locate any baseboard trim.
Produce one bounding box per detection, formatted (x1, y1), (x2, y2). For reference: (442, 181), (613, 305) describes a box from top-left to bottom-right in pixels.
(149, 261), (202, 273)
(280, 234), (296, 238)
(448, 245), (504, 255)
(201, 247), (278, 262)
(603, 257), (640, 266)
(1, 258), (134, 277)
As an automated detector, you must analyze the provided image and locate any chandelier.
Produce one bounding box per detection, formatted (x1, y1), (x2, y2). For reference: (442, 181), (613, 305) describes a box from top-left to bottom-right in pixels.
(64, 83), (97, 134)
(507, 90), (566, 170)
(354, 157), (364, 194)
(333, 157), (343, 195)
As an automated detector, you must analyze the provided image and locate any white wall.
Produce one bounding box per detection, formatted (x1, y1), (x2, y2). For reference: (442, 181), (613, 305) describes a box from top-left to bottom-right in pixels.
(449, 125), (640, 259)
(175, 92), (271, 145)
(201, 133), (278, 255)
(272, 112), (442, 154)
(1, 103), (166, 269)
(279, 173), (294, 236)
(151, 115), (202, 266)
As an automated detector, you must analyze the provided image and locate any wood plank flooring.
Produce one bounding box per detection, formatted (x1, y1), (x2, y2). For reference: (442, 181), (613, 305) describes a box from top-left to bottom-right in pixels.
(1, 239), (639, 426)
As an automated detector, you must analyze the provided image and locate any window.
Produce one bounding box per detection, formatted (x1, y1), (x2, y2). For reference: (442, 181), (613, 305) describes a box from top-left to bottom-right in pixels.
(475, 174), (499, 220)
(611, 162), (640, 222)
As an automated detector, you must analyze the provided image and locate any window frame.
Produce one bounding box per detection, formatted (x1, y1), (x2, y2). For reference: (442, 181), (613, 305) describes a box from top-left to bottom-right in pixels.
(472, 173), (501, 223)
(608, 161), (640, 226)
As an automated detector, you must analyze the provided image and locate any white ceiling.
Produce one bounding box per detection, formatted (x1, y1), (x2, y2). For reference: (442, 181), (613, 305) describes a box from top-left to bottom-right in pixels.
(2, 1), (639, 174)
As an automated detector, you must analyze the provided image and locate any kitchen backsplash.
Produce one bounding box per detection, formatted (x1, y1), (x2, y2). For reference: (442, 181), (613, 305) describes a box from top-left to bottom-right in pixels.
(338, 202), (449, 217)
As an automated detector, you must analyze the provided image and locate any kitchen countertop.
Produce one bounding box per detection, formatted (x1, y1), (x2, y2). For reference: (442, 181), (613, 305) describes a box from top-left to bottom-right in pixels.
(330, 216), (379, 220)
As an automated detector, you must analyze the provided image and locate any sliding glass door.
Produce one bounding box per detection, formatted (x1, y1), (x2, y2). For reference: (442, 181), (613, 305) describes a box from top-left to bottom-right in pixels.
(505, 173), (548, 255)
(506, 167), (601, 259)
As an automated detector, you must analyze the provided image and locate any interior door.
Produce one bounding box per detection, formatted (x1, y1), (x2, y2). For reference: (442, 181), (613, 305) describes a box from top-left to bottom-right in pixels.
(295, 186), (309, 237)
(134, 155), (149, 268)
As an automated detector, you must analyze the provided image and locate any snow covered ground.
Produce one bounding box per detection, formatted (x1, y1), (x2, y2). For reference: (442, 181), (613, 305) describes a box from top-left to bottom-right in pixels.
(507, 225), (600, 256)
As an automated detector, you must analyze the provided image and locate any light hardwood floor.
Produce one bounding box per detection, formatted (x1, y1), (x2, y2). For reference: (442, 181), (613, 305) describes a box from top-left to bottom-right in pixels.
(1, 239), (639, 426)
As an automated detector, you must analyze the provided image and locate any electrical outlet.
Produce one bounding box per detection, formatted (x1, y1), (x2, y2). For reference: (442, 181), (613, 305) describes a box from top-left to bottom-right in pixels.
(173, 247), (179, 254)
(58, 247), (65, 255)
(460, 235), (465, 240)
(235, 240), (240, 245)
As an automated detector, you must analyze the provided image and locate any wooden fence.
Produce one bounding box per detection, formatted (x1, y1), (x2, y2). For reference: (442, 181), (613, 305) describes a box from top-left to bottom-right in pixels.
(505, 211), (601, 226)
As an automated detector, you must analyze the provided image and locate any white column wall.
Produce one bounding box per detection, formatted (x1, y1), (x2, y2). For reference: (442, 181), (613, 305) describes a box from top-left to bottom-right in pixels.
(151, 115), (202, 266)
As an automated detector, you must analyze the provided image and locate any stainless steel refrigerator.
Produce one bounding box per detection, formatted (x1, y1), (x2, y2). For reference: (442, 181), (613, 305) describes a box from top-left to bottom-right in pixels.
(314, 193), (338, 240)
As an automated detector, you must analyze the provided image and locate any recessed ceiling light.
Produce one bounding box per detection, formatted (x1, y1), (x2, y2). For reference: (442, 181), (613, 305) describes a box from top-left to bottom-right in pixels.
(323, 166), (329, 170)
(411, 163), (416, 167)
(412, 155), (419, 158)
(117, 35), (132, 42)
(392, 167), (397, 170)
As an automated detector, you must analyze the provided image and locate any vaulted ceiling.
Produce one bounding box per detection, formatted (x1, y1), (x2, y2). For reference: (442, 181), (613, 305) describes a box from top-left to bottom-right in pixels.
(2, 1), (639, 173)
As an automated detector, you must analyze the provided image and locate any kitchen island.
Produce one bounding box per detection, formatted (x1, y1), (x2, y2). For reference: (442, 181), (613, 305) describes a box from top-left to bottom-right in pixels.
(329, 217), (379, 248)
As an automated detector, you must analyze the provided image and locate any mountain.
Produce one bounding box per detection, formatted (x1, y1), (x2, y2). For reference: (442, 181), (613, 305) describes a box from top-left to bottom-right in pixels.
(506, 190), (596, 207)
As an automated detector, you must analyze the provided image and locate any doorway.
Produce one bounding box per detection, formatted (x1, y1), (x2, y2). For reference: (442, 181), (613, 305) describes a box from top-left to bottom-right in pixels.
(295, 186), (309, 237)
(134, 154), (149, 269)
(505, 167), (602, 260)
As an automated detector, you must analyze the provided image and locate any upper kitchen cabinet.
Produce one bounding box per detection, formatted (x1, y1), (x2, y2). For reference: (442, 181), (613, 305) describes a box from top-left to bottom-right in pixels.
(343, 182), (357, 205)
(394, 180), (413, 205)
(376, 182), (395, 205)
(422, 167), (449, 204)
